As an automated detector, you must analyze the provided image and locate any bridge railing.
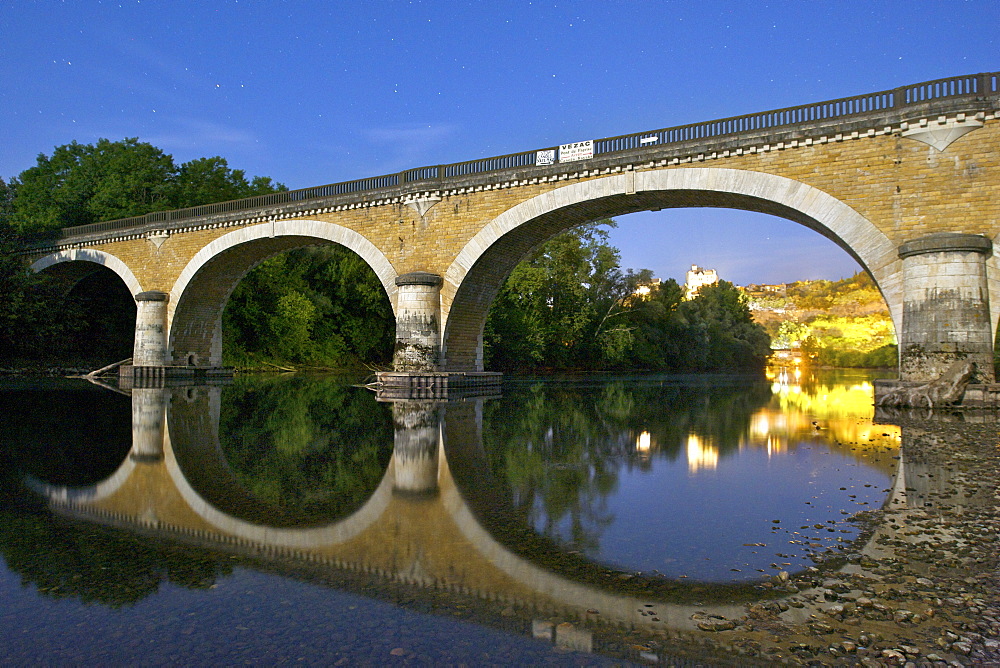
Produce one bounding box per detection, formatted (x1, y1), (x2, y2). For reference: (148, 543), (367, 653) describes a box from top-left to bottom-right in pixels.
(897, 72), (996, 103)
(444, 150), (539, 177)
(57, 71), (998, 241)
(595, 90), (898, 153)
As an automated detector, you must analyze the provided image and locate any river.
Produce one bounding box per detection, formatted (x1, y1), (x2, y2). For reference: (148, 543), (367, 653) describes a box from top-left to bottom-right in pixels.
(1, 368), (997, 665)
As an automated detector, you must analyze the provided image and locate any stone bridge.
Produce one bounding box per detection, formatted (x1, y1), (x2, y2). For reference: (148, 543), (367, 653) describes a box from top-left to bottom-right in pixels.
(21, 72), (1000, 383)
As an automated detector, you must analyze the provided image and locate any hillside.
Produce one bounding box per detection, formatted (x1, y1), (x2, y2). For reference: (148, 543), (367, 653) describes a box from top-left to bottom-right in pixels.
(746, 272), (897, 367)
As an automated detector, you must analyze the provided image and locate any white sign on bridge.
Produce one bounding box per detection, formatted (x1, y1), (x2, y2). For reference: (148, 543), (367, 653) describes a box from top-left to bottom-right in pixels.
(536, 149), (556, 166)
(559, 140), (593, 162)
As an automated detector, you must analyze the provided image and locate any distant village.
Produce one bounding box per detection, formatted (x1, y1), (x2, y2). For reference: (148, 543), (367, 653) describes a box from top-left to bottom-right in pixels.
(647, 264), (895, 368)
(676, 263), (795, 303)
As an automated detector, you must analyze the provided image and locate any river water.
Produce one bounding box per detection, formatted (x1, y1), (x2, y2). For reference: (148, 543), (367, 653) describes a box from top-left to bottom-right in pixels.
(0, 368), (906, 664)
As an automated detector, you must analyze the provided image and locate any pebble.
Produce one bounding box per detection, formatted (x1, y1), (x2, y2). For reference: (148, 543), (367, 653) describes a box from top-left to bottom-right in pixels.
(660, 417), (1000, 666)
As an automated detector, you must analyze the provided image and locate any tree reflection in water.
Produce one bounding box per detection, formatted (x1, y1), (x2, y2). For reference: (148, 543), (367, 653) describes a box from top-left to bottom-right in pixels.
(483, 376), (773, 560)
(0, 384), (230, 607)
(480, 371), (901, 583)
(217, 375), (393, 519)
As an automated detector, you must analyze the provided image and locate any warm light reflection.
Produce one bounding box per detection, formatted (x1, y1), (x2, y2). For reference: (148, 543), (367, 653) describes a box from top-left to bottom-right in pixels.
(686, 434), (719, 473)
(749, 366), (901, 471)
(636, 431), (651, 452)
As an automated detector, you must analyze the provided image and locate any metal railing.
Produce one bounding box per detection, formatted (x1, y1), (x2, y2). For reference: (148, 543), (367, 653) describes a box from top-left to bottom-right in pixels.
(58, 71), (998, 241)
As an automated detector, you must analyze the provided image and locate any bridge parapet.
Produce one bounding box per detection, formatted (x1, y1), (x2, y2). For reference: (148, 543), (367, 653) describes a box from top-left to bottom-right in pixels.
(24, 71), (997, 252)
(15, 72), (1000, 383)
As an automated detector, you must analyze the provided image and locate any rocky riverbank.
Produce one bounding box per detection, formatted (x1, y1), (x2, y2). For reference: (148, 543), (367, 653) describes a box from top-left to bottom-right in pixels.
(630, 414), (1000, 665)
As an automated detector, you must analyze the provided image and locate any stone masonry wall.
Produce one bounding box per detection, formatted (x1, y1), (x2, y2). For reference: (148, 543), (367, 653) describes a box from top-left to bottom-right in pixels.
(25, 112), (1000, 371)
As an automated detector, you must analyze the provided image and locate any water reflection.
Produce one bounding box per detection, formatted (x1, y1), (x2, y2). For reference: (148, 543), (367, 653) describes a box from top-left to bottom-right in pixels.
(0, 371), (915, 662)
(481, 373), (899, 582)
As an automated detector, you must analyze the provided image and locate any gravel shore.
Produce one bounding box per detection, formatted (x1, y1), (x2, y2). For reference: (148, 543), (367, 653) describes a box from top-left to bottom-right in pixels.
(634, 413), (1000, 666)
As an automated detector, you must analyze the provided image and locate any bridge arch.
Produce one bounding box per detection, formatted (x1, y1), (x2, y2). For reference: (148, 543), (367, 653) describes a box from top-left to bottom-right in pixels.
(164, 448), (397, 550)
(442, 168), (901, 371)
(168, 219), (398, 367)
(30, 248), (143, 296)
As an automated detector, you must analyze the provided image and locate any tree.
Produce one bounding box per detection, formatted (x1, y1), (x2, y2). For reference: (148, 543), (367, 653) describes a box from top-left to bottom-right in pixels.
(484, 220), (631, 370)
(624, 278), (691, 369)
(10, 138), (176, 235)
(222, 245), (394, 368)
(0, 177), (13, 225)
(0, 186), (92, 361)
(2, 139), (300, 366)
(172, 156), (284, 208)
(8, 139), (286, 237)
(677, 281), (772, 370)
(484, 221), (772, 372)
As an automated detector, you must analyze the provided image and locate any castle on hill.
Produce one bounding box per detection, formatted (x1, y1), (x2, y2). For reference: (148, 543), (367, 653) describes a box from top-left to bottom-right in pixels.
(684, 265), (718, 299)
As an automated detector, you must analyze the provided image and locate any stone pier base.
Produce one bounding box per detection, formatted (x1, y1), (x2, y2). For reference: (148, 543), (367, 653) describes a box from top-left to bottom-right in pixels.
(874, 380), (1000, 408)
(118, 365), (233, 389)
(376, 371), (501, 400)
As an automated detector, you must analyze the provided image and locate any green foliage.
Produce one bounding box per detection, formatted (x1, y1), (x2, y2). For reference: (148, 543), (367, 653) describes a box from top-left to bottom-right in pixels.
(222, 245), (394, 368)
(783, 272), (887, 314)
(8, 138), (286, 237)
(484, 220), (632, 369)
(0, 177), (14, 226)
(675, 281), (772, 370)
(806, 342), (899, 368)
(484, 223), (771, 372)
(217, 375), (393, 519)
(773, 321), (811, 350)
(172, 156), (284, 208)
(0, 213), (137, 364)
(751, 271), (897, 368)
(10, 139), (176, 235)
(0, 225), (130, 363)
(2, 135), (390, 369)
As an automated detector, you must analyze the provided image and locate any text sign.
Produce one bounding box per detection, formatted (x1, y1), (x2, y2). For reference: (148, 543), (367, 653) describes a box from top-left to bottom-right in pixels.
(559, 140), (593, 162)
(536, 149), (556, 166)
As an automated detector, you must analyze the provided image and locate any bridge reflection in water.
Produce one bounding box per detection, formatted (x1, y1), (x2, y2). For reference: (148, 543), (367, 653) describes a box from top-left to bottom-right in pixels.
(24, 373), (963, 661)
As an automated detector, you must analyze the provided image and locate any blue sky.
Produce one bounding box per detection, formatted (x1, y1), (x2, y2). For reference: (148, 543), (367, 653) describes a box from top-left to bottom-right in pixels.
(1, 1), (996, 285)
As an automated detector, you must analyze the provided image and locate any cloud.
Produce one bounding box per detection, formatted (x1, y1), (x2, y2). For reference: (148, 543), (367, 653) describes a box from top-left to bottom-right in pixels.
(142, 118), (260, 155)
(358, 122), (458, 172)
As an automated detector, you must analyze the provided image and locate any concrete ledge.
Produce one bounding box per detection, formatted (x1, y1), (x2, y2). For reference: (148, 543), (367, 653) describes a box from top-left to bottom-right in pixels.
(898, 233), (993, 259)
(134, 291), (169, 302)
(118, 365), (234, 389)
(395, 272), (443, 287)
(376, 371), (501, 400)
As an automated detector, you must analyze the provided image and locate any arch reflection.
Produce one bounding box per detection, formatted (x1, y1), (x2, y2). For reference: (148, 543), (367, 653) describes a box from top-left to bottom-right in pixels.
(20, 373), (919, 641)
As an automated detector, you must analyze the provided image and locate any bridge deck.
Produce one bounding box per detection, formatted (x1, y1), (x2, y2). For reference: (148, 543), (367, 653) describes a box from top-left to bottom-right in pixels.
(34, 71), (999, 250)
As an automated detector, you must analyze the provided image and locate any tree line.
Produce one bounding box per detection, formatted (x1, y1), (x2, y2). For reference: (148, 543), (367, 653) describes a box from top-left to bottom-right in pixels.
(1, 138), (771, 372)
(484, 220), (771, 372)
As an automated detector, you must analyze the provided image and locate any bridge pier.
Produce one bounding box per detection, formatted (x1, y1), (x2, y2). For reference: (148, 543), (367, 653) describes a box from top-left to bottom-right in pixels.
(130, 387), (167, 462)
(898, 233), (994, 383)
(391, 401), (443, 495)
(382, 271), (502, 398)
(392, 272), (444, 371)
(132, 290), (170, 367)
(120, 290), (233, 383)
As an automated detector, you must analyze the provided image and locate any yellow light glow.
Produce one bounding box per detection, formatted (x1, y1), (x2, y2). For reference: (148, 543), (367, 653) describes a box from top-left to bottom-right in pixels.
(636, 431), (651, 452)
(687, 434), (719, 472)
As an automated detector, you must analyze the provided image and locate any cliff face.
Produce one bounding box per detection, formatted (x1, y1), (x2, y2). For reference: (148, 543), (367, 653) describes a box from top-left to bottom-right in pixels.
(747, 272), (897, 366)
